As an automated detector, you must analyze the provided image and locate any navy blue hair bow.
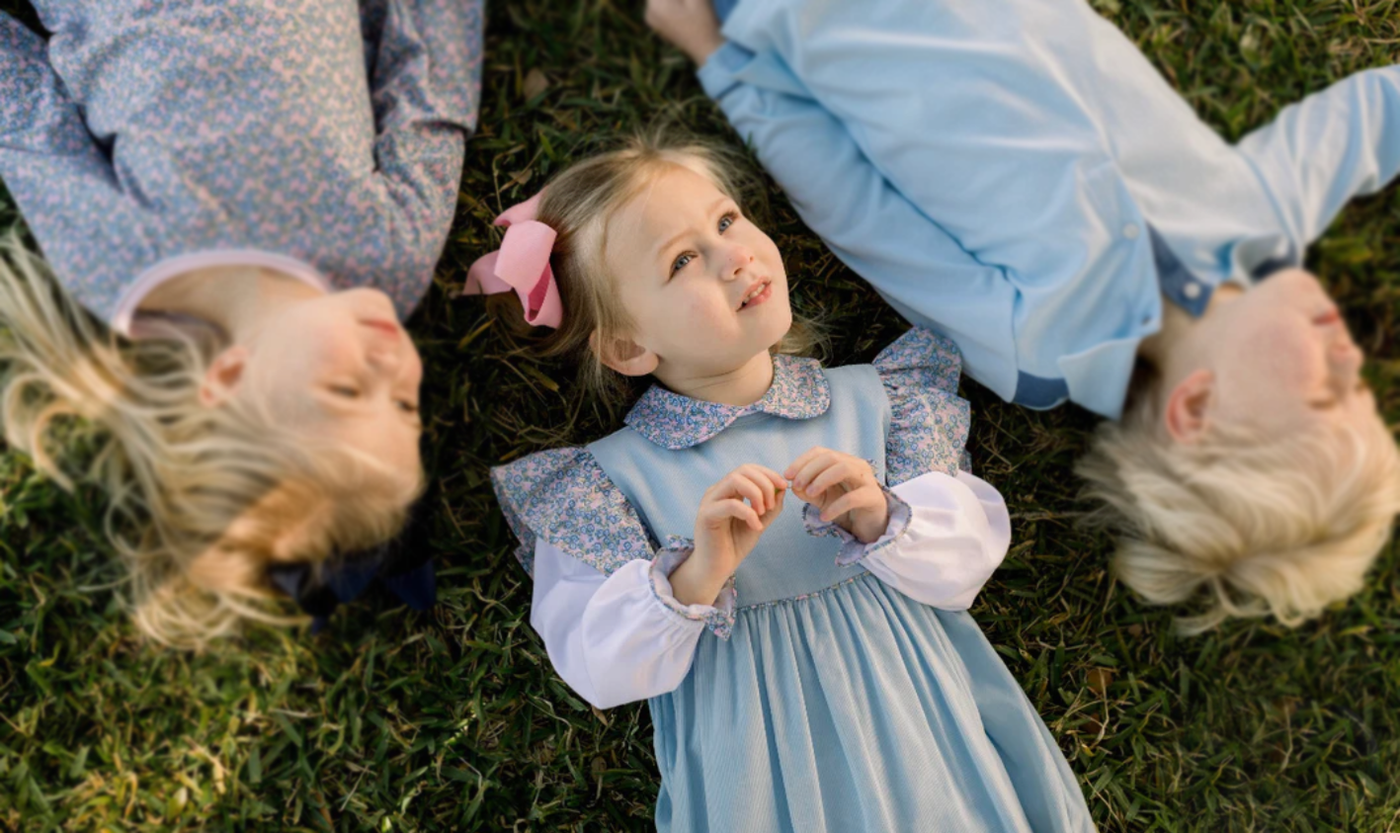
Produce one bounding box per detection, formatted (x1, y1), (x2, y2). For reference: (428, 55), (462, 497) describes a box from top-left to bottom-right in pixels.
(266, 490), (437, 633)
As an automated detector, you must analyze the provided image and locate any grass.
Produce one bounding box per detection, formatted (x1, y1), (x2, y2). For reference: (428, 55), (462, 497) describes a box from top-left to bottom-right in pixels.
(2, 0), (1399, 830)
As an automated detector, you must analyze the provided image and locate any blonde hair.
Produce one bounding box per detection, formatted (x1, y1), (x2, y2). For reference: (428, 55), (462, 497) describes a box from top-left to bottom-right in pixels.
(495, 131), (822, 408)
(1078, 386), (1400, 634)
(0, 239), (421, 649)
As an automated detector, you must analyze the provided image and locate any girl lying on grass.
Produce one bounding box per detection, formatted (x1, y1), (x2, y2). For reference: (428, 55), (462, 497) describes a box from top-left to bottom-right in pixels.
(0, 0), (481, 647)
(648, 0), (1400, 633)
(476, 135), (1096, 832)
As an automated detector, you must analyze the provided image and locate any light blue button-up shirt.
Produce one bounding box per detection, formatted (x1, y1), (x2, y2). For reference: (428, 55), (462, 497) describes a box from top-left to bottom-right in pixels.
(700, 0), (1400, 419)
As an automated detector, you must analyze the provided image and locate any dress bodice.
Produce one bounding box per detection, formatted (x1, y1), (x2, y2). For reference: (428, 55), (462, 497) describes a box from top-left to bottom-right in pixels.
(588, 365), (889, 607)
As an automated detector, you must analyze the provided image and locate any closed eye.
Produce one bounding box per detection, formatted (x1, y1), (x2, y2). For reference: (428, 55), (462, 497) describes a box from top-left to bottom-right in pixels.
(330, 385), (361, 399)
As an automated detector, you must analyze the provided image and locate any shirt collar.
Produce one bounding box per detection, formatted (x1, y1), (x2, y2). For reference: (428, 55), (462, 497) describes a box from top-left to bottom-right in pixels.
(624, 354), (831, 450)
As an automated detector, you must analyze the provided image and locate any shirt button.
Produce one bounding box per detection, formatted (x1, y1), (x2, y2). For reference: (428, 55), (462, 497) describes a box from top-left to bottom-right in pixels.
(1183, 281), (1202, 300)
(1122, 223), (1141, 240)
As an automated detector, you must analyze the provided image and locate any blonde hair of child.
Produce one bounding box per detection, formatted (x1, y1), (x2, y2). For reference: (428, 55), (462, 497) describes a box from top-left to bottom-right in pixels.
(0, 238), (421, 649)
(1078, 386), (1400, 634)
(510, 131), (822, 408)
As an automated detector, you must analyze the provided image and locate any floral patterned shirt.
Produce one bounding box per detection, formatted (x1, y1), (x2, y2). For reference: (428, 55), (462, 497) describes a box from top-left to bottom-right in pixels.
(0, 0), (483, 325)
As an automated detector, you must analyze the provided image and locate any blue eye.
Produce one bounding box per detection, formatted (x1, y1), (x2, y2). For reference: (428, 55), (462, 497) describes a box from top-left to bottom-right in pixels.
(671, 253), (694, 274)
(719, 213), (735, 233)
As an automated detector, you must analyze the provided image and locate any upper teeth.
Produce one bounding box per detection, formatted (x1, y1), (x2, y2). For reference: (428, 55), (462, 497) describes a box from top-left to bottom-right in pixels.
(742, 283), (766, 306)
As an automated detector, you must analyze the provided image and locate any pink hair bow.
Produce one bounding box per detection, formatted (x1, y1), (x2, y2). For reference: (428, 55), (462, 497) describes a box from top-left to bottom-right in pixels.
(464, 192), (563, 328)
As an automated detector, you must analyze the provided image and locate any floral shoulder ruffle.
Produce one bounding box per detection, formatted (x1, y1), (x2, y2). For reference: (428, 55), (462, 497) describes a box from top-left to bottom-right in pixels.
(874, 327), (972, 485)
(490, 448), (657, 578)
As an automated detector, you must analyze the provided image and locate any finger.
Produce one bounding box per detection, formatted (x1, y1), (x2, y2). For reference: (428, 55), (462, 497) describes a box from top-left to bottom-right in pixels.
(718, 498), (764, 531)
(783, 446), (829, 480)
(822, 489), (878, 523)
(740, 465), (789, 510)
(762, 487), (787, 526)
(736, 470), (777, 513)
(749, 465), (790, 494)
(724, 473), (767, 512)
(792, 454), (838, 494)
(700, 498), (761, 531)
(808, 460), (861, 498)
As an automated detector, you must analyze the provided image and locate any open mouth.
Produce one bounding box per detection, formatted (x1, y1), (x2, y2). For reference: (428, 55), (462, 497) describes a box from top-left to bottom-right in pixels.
(738, 280), (772, 311)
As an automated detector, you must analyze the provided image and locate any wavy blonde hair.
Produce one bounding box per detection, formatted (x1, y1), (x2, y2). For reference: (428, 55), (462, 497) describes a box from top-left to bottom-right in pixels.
(490, 131), (824, 409)
(0, 239), (420, 649)
(1078, 384), (1400, 634)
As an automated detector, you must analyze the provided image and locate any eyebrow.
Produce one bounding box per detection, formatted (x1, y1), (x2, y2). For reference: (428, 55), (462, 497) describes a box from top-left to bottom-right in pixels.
(653, 196), (732, 262)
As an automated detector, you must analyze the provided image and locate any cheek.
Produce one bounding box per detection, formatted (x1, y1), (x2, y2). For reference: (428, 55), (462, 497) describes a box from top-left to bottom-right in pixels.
(1255, 320), (1323, 389)
(1213, 319), (1321, 425)
(676, 289), (733, 331)
(306, 328), (364, 373)
(749, 229), (785, 275)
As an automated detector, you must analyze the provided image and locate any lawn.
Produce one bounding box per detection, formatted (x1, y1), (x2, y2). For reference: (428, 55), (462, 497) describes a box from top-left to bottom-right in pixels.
(2, 0), (1399, 830)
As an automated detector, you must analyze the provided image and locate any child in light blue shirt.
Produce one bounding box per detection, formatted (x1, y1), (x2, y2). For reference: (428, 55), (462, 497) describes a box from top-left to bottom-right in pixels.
(645, 0), (1400, 632)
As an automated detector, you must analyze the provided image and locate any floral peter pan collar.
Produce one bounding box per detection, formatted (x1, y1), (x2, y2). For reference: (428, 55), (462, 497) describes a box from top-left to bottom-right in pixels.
(624, 354), (832, 450)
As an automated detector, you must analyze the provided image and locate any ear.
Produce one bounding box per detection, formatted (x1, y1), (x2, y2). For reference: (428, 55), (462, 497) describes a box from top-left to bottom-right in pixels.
(199, 346), (250, 407)
(590, 330), (659, 377)
(1163, 368), (1215, 444)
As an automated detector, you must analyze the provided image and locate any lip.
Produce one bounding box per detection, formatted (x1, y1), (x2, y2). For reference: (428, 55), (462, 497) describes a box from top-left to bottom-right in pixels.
(360, 319), (402, 338)
(737, 280), (773, 311)
(1313, 308), (1342, 326)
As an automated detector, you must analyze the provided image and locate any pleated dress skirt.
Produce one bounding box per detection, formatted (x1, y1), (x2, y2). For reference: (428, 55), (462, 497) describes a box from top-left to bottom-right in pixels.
(648, 572), (1096, 833)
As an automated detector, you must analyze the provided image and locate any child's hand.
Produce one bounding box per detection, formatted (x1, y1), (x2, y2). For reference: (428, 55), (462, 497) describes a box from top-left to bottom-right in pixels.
(645, 0), (724, 65)
(671, 465), (788, 606)
(786, 448), (890, 544)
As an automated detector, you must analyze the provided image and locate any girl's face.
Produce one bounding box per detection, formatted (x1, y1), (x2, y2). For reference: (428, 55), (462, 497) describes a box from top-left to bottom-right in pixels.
(1191, 269), (1378, 438)
(230, 288), (424, 487)
(601, 164), (792, 383)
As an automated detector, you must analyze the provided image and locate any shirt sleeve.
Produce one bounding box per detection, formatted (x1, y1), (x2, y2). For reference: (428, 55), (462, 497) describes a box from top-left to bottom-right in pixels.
(0, 12), (153, 321)
(697, 43), (1022, 404)
(861, 470), (1011, 610)
(1236, 65), (1400, 253)
(0, 13), (92, 159)
(361, 0), (484, 252)
(529, 539), (726, 710)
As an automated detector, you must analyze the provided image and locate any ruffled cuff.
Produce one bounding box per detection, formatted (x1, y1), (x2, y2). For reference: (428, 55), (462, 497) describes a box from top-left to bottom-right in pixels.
(803, 484), (913, 567)
(648, 536), (737, 640)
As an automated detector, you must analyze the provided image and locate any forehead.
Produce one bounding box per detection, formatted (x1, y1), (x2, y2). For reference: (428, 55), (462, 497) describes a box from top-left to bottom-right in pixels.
(604, 164), (730, 261)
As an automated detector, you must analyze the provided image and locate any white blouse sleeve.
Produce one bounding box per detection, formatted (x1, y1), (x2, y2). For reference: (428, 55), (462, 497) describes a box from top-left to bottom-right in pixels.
(529, 542), (716, 710)
(860, 470), (1011, 610)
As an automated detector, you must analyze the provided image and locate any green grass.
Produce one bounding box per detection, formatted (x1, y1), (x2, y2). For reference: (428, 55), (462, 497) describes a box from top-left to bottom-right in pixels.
(2, 0), (1400, 830)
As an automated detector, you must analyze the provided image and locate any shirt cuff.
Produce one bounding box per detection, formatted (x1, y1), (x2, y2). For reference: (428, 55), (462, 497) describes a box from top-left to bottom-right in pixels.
(648, 536), (737, 640)
(803, 485), (913, 567)
(697, 40), (756, 100)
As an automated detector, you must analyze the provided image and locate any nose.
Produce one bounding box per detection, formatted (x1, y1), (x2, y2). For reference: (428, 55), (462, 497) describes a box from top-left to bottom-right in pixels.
(719, 241), (756, 282)
(365, 338), (405, 375)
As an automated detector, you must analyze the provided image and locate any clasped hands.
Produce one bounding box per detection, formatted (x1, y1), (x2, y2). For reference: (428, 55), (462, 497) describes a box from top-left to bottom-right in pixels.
(668, 448), (889, 607)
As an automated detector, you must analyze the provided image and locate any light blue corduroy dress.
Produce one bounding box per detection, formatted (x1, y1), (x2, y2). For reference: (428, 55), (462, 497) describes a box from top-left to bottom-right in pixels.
(567, 344), (1095, 832)
(493, 331), (1094, 831)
